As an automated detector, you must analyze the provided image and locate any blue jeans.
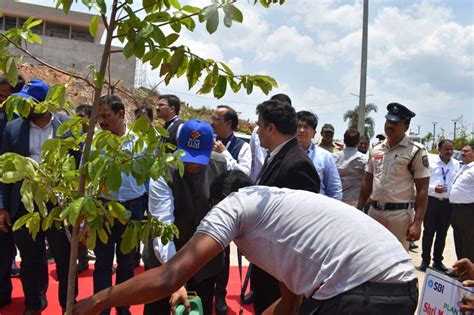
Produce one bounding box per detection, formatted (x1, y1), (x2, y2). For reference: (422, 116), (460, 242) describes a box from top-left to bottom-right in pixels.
(93, 196), (145, 315)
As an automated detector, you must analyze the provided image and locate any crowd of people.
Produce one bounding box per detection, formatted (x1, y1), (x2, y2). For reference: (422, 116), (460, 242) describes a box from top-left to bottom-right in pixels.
(0, 75), (473, 315)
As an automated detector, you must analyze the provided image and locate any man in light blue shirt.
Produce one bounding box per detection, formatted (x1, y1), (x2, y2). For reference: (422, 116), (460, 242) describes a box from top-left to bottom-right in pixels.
(296, 111), (342, 200)
(94, 94), (146, 315)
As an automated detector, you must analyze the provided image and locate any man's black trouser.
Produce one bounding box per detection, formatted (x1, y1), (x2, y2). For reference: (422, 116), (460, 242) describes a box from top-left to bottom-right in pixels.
(299, 279), (418, 315)
(450, 203), (474, 261)
(421, 196), (452, 264)
(214, 246), (230, 300)
(0, 230), (14, 305)
(142, 239), (217, 315)
(251, 265), (281, 314)
(13, 206), (77, 310)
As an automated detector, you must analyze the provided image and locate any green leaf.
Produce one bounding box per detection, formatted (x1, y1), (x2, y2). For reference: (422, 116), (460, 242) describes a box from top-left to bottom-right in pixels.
(2, 171), (25, 183)
(223, 14), (232, 28)
(151, 27), (166, 47)
(170, 46), (185, 74)
(123, 41), (135, 59)
(67, 197), (85, 226)
(86, 227), (97, 248)
(27, 33), (42, 44)
(93, 70), (104, 88)
(200, 4), (219, 22)
(223, 4), (243, 23)
(24, 18), (43, 30)
(120, 224), (136, 254)
(108, 201), (131, 220)
(166, 33), (180, 46)
(182, 5), (200, 14)
(20, 180), (35, 212)
(138, 24), (154, 40)
(106, 163), (122, 192)
(169, 0), (181, 10)
(213, 75), (227, 99)
(97, 227), (108, 244)
(46, 84), (66, 107)
(180, 17), (195, 31)
(170, 21), (181, 33)
(57, 0), (73, 14)
(89, 15), (100, 37)
(12, 212), (34, 231)
(206, 10), (219, 34)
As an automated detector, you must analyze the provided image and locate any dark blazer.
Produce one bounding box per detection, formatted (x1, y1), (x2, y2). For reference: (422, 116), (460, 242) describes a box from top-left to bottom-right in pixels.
(259, 137), (320, 193)
(163, 117), (184, 151)
(0, 114), (70, 218)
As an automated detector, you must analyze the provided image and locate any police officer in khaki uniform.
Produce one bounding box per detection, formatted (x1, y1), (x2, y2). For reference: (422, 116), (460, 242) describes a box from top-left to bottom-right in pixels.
(358, 103), (430, 251)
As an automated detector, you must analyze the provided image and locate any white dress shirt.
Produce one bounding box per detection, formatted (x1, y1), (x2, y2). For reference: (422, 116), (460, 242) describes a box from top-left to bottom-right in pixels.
(148, 176), (176, 263)
(221, 140), (252, 176)
(428, 154), (460, 199)
(450, 162), (474, 204)
(29, 119), (53, 163)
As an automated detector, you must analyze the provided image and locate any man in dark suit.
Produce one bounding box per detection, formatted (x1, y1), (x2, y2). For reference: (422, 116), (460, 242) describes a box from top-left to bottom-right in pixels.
(253, 98), (320, 314)
(156, 94), (184, 150)
(0, 75), (24, 308)
(0, 79), (76, 314)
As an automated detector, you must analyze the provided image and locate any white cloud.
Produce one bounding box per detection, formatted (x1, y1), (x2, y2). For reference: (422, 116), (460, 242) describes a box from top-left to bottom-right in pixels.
(256, 25), (331, 66)
(300, 86), (345, 114)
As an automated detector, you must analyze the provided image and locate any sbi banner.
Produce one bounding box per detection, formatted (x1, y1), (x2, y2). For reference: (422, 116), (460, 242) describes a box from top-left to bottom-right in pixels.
(419, 268), (474, 315)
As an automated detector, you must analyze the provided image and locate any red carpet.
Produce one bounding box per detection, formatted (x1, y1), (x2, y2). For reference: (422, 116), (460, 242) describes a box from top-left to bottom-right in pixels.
(0, 264), (254, 314)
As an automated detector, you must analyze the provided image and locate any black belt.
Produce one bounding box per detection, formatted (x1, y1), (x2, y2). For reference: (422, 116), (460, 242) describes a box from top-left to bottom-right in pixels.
(371, 201), (411, 211)
(346, 278), (418, 297)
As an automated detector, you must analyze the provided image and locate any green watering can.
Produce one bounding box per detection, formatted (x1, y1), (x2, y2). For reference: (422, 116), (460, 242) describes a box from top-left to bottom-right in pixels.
(174, 292), (203, 315)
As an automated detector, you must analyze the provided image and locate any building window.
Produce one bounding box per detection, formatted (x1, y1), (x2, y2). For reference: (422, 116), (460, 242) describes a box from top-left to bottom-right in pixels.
(19, 18), (44, 35)
(0, 16), (3, 30)
(4, 16), (18, 30)
(71, 25), (94, 42)
(45, 22), (70, 39)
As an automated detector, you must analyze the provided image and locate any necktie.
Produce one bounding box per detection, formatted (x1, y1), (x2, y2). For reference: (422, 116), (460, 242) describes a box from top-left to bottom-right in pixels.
(256, 153), (270, 184)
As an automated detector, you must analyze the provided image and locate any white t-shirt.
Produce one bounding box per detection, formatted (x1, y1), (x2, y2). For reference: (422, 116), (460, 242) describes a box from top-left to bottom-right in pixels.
(196, 186), (415, 300)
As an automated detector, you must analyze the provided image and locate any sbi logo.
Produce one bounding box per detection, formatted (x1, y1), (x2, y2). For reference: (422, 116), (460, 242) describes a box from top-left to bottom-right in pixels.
(428, 279), (445, 294)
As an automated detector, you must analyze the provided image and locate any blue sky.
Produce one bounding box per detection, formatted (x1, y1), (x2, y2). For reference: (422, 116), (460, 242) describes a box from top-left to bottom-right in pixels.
(25, 0), (473, 141)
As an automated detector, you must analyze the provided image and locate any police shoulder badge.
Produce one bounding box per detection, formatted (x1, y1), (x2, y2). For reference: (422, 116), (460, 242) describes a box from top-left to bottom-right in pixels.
(422, 155), (429, 167)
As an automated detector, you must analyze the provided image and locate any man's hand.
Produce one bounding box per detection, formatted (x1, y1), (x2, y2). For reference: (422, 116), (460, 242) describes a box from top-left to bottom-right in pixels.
(0, 209), (11, 233)
(453, 258), (474, 281)
(458, 286), (474, 313)
(434, 184), (445, 194)
(213, 140), (226, 153)
(406, 221), (422, 242)
(73, 296), (100, 315)
(169, 286), (190, 313)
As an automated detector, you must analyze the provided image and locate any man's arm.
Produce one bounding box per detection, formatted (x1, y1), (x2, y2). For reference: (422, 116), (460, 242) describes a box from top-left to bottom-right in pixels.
(406, 177), (429, 241)
(73, 233), (223, 315)
(323, 155), (342, 200)
(148, 177), (176, 263)
(357, 171), (373, 210)
(262, 282), (302, 315)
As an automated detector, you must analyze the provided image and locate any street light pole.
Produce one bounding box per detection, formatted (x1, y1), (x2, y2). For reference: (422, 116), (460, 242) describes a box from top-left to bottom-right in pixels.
(357, 0), (369, 135)
(432, 122), (438, 150)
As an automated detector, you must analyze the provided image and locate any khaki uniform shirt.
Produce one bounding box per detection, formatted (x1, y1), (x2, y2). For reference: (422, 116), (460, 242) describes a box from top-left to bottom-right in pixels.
(366, 136), (430, 203)
(318, 140), (342, 153)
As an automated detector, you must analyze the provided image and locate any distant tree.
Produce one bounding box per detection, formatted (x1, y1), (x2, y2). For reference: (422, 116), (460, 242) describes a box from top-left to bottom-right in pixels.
(343, 103), (378, 139)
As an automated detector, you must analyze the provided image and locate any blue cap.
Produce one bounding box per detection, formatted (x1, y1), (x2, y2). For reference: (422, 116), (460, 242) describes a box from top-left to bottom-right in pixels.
(385, 103), (416, 122)
(12, 79), (49, 102)
(178, 120), (214, 165)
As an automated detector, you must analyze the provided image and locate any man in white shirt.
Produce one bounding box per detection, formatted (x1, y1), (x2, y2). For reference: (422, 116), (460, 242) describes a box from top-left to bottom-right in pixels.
(420, 140), (459, 272)
(449, 143), (474, 262)
(74, 171), (418, 315)
(210, 105), (251, 314)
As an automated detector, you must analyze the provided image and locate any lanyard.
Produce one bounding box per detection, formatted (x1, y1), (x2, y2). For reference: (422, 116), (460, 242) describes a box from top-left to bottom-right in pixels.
(441, 167), (449, 186)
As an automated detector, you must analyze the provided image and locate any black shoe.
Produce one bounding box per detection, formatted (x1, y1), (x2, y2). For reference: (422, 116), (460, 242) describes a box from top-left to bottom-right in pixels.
(11, 260), (20, 277)
(77, 260), (89, 274)
(215, 297), (228, 315)
(116, 307), (131, 315)
(22, 309), (42, 315)
(409, 241), (418, 252)
(419, 260), (429, 272)
(241, 290), (254, 305)
(433, 262), (449, 273)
